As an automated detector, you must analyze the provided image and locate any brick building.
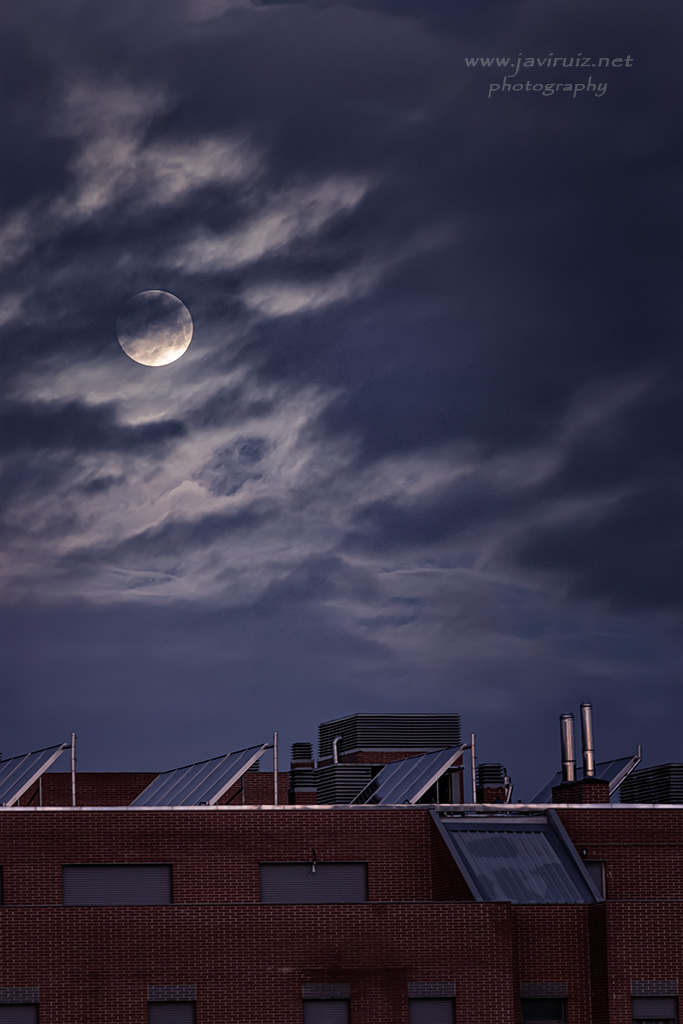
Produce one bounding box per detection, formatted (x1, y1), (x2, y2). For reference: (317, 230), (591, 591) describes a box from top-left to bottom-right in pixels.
(0, 711), (681, 1024)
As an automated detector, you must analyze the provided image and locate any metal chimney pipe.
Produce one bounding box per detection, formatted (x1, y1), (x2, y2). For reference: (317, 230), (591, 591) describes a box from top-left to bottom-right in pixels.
(579, 701), (596, 777)
(332, 735), (343, 765)
(560, 713), (576, 783)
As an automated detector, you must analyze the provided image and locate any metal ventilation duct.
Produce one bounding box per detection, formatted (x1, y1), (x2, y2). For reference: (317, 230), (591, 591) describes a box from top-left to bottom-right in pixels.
(560, 714), (576, 783)
(579, 702), (596, 777)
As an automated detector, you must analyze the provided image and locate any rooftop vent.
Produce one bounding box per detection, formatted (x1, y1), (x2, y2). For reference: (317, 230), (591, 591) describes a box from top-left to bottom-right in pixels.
(560, 713), (576, 783)
(620, 764), (683, 804)
(318, 713), (461, 760)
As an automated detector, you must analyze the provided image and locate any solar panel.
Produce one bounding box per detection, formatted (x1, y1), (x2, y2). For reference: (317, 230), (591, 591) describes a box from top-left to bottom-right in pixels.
(529, 754), (641, 804)
(129, 743), (269, 806)
(351, 744), (467, 805)
(0, 743), (69, 806)
(437, 814), (599, 904)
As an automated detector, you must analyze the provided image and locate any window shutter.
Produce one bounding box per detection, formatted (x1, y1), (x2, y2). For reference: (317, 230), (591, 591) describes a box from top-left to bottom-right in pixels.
(303, 1001), (350, 1024)
(584, 861), (606, 897)
(0, 1009), (39, 1024)
(62, 865), (172, 905)
(260, 863), (367, 903)
(148, 1004), (195, 1024)
(409, 998), (456, 1024)
(632, 995), (677, 1020)
(521, 998), (567, 1022)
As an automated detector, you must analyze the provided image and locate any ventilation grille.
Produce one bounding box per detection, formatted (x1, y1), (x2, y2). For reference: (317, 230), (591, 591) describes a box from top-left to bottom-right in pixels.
(292, 742), (313, 761)
(620, 764), (683, 803)
(477, 763), (506, 786)
(315, 765), (376, 804)
(290, 767), (317, 792)
(319, 714), (461, 758)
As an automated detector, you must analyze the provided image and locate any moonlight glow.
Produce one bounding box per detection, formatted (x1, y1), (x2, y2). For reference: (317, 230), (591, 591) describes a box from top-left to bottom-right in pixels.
(116, 290), (193, 366)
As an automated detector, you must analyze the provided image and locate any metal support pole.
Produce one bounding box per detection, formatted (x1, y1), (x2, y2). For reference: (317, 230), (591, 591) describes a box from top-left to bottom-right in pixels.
(273, 731), (278, 805)
(71, 732), (77, 807)
(470, 732), (477, 804)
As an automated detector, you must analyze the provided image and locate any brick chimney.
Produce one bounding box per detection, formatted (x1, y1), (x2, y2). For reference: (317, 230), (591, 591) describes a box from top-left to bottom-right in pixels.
(552, 777), (610, 804)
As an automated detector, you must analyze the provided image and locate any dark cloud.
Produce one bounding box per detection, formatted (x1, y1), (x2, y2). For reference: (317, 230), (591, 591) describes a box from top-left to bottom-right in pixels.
(515, 485), (683, 611)
(539, 377), (683, 501)
(194, 436), (269, 497)
(67, 500), (279, 565)
(0, 400), (185, 454)
(256, 554), (381, 607)
(78, 474), (125, 495)
(1, 0), (682, 794)
(0, 30), (77, 211)
(345, 475), (534, 551)
(186, 388), (274, 431)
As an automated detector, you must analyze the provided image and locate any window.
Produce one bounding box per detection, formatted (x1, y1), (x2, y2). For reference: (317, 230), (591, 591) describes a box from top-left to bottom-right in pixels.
(0, 1009), (39, 1024)
(584, 860), (606, 898)
(521, 998), (567, 1023)
(260, 863), (367, 903)
(303, 1001), (350, 1024)
(148, 1004), (196, 1024)
(409, 997), (455, 1023)
(632, 996), (678, 1023)
(62, 865), (172, 905)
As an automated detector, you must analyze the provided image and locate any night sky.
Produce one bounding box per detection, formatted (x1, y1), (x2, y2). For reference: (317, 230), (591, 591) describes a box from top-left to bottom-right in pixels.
(1, 0), (681, 801)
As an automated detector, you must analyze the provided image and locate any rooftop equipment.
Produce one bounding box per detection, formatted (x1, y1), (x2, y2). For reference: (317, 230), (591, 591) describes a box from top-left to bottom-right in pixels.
(560, 713), (576, 783)
(579, 701), (596, 777)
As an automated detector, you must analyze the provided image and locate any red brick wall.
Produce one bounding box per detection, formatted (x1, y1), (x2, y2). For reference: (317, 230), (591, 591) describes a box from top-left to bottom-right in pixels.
(218, 771), (290, 806)
(3, 806), (683, 1022)
(0, 902), (517, 1024)
(552, 779), (610, 804)
(557, 808), (683, 899)
(17, 771), (291, 808)
(511, 905), (594, 1024)
(428, 815), (473, 901)
(17, 773), (158, 807)
(0, 808), (436, 905)
(604, 901), (683, 1024)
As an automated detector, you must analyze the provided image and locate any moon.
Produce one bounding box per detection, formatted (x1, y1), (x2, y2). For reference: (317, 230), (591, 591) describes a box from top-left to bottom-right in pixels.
(116, 290), (193, 366)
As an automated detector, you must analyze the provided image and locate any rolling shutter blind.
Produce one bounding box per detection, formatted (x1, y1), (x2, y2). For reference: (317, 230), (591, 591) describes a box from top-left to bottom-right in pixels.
(0, 1009), (39, 1024)
(260, 863), (367, 903)
(148, 1004), (196, 1024)
(521, 998), (567, 1022)
(303, 1001), (350, 1024)
(409, 998), (455, 1024)
(632, 996), (677, 1021)
(62, 865), (172, 905)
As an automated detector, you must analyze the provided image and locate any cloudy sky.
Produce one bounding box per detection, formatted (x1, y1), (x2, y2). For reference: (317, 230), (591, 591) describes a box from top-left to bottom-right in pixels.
(1, 0), (681, 800)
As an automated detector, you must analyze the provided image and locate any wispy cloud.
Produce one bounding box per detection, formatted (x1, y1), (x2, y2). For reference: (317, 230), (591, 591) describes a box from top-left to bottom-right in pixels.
(170, 177), (372, 272)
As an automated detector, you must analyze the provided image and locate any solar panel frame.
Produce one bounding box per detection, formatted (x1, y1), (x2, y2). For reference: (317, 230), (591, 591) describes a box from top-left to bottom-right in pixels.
(351, 744), (467, 805)
(0, 743), (69, 806)
(434, 810), (600, 904)
(529, 754), (641, 804)
(129, 743), (269, 806)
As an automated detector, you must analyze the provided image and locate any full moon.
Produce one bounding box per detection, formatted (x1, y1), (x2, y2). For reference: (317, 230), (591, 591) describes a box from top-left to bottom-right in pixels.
(116, 290), (193, 366)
